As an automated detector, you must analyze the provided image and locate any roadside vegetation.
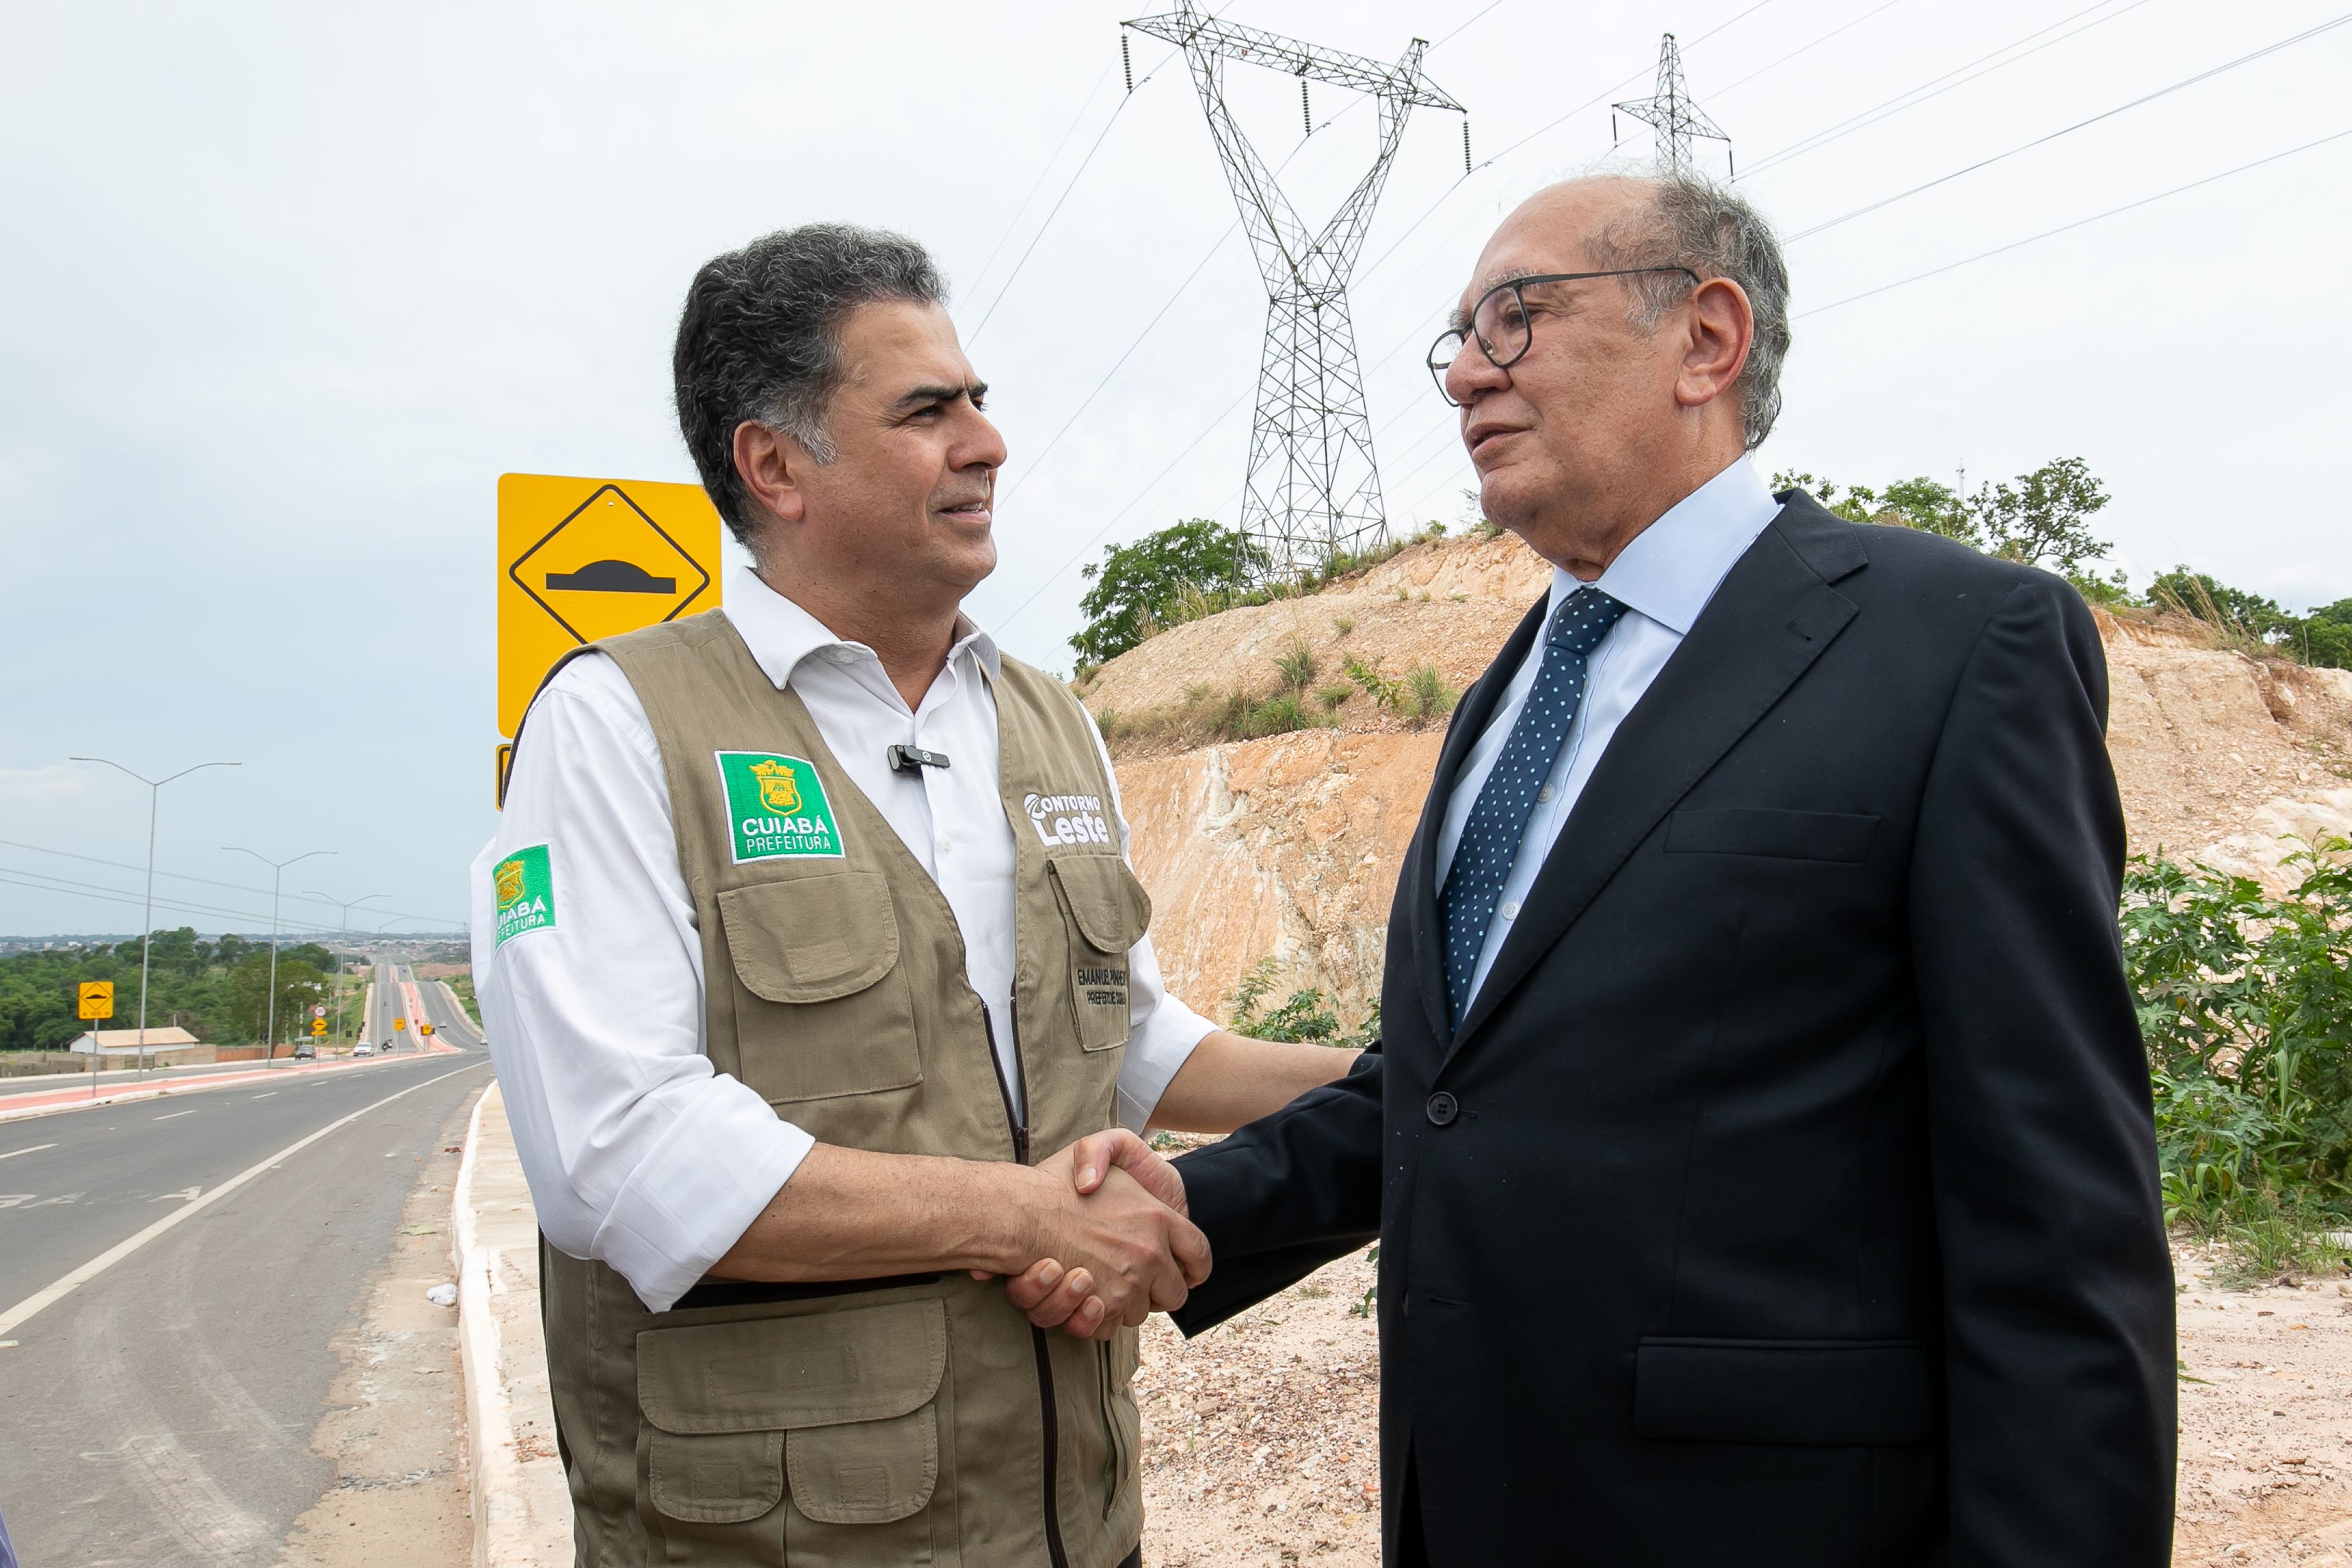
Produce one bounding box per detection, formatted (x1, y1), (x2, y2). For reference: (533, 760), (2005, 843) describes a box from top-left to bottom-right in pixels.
(1070, 518), (1453, 677)
(2125, 840), (2352, 1285)
(1776, 458), (2352, 667)
(441, 971), (483, 1027)
(0, 928), (334, 1049)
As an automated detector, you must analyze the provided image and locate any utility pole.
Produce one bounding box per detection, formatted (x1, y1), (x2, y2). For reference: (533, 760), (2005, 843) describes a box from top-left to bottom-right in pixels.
(224, 845), (331, 1065)
(306, 889), (386, 1047)
(71, 757), (239, 1080)
(1613, 33), (1732, 177)
(1123, 4), (1463, 578)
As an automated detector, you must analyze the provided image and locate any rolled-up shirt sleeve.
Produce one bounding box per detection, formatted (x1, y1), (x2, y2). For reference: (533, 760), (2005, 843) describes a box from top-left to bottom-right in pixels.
(469, 654), (812, 1312)
(1090, 723), (1215, 1132)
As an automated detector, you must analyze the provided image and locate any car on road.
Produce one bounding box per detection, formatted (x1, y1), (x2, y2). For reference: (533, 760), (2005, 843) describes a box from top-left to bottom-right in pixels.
(293, 1041), (316, 1060)
(353, 1042), (375, 1057)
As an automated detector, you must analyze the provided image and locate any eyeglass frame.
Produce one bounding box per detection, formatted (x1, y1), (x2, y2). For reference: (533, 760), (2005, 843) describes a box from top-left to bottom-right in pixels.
(1427, 266), (1703, 405)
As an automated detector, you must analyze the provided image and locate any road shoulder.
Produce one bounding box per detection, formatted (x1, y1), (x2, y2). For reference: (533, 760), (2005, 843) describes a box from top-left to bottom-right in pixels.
(275, 1090), (477, 1566)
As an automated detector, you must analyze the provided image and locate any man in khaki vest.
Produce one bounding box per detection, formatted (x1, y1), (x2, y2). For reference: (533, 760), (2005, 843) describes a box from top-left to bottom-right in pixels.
(470, 223), (1356, 1567)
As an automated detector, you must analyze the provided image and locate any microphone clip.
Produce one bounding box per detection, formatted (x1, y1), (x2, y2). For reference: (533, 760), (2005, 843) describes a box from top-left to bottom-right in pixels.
(886, 744), (951, 775)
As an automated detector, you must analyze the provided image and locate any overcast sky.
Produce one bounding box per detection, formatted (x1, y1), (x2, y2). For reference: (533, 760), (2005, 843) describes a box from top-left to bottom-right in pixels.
(4, 0), (2346, 939)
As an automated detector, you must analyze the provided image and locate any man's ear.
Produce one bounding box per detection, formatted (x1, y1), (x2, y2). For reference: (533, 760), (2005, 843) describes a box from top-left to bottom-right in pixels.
(732, 420), (809, 527)
(1673, 277), (1754, 411)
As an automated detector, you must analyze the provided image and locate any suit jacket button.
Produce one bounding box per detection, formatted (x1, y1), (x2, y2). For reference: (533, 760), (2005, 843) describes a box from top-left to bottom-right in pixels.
(1425, 1091), (1458, 1127)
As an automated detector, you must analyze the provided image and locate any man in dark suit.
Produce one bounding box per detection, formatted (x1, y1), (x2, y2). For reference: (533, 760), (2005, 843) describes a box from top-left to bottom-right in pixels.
(1031, 172), (2175, 1564)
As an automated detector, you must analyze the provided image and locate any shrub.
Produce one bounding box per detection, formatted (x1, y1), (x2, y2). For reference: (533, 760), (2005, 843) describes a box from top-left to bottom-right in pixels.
(2123, 840), (2352, 1278)
(1273, 638), (1318, 692)
(1404, 663), (1458, 724)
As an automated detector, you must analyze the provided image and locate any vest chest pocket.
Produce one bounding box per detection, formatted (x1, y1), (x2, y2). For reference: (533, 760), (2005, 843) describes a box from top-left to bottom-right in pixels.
(638, 1300), (950, 1562)
(1047, 855), (1153, 1053)
(719, 873), (923, 1106)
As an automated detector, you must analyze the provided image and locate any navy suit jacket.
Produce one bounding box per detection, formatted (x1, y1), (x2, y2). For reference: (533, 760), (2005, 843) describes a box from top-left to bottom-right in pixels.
(1170, 492), (2175, 1567)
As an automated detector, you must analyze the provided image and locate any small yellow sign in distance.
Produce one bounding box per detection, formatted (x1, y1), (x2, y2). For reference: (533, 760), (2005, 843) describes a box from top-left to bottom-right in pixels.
(312, 1017), (327, 1036)
(496, 473), (725, 744)
(77, 981), (114, 1021)
(394, 1017), (406, 1031)
(420, 1023), (436, 1036)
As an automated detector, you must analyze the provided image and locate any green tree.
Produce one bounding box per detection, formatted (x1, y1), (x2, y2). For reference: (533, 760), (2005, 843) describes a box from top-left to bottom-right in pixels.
(229, 954), (326, 1047)
(2290, 598), (2352, 669)
(1072, 520), (1267, 669)
(1976, 456), (2110, 576)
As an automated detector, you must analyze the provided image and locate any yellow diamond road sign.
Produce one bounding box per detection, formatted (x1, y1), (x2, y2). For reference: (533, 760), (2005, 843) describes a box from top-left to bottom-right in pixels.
(497, 473), (724, 741)
(78, 981), (114, 1021)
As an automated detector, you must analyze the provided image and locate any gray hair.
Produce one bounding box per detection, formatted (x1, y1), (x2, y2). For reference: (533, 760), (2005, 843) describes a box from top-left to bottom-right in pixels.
(1585, 173), (1790, 450)
(672, 223), (947, 543)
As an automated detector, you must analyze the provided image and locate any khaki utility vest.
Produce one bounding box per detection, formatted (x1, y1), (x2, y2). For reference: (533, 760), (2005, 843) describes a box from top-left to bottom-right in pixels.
(529, 610), (1153, 1568)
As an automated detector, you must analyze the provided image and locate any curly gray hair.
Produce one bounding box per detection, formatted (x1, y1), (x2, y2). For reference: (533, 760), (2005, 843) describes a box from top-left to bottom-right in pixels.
(672, 224), (947, 543)
(1585, 173), (1791, 450)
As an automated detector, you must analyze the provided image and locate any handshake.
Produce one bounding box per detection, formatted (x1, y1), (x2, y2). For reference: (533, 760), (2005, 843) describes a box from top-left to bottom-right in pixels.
(977, 1129), (1207, 1342)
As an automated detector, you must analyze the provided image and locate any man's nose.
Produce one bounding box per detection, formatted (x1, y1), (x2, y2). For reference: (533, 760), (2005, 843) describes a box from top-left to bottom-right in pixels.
(956, 407), (1009, 472)
(1446, 341), (1507, 407)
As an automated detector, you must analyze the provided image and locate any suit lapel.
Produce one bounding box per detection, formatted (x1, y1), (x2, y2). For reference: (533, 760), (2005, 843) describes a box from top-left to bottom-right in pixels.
(1406, 591), (1550, 1044)
(1446, 499), (1867, 1053)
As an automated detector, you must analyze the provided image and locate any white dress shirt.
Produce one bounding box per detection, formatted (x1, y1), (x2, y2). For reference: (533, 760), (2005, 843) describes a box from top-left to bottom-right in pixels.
(1435, 457), (1782, 1008)
(469, 565), (1213, 1312)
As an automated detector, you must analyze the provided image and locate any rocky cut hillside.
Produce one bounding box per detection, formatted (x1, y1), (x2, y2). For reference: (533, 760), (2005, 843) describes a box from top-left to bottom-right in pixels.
(1075, 529), (2352, 1031)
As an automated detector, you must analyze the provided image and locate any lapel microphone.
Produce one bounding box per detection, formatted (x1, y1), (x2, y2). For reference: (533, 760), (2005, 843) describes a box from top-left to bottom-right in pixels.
(886, 744), (951, 774)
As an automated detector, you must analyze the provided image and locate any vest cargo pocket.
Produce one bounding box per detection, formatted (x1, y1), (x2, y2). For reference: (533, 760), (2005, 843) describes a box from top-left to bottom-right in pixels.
(720, 872), (924, 1104)
(1047, 855), (1153, 1053)
(638, 1300), (950, 1564)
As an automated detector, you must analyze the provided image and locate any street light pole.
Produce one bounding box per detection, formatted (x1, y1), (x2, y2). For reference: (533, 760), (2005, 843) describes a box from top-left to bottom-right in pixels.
(71, 757), (239, 1080)
(306, 890), (386, 1049)
(224, 846), (331, 1065)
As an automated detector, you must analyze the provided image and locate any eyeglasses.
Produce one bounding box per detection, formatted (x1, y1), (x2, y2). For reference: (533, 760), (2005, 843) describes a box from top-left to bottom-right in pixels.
(1426, 267), (1701, 405)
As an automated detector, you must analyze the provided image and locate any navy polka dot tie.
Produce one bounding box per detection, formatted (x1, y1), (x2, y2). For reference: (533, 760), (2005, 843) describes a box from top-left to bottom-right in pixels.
(1439, 586), (1628, 1027)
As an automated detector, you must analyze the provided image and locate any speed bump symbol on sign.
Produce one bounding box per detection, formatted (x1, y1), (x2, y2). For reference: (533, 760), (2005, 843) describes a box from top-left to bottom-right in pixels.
(78, 981), (114, 1021)
(496, 474), (725, 741)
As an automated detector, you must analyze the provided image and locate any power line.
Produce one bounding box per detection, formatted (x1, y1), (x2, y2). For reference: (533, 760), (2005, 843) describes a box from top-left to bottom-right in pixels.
(1797, 124), (2352, 319)
(1736, 0), (2157, 179)
(967, 91), (1146, 343)
(992, 383), (1254, 636)
(963, 62), (1122, 309)
(0, 868), (361, 933)
(1707, 0), (1915, 100)
(0, 837), (457, 926)
(1786, 12), (2352, 242)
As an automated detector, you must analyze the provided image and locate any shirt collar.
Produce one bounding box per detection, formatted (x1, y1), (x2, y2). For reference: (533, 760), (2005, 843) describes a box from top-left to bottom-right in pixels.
(1550, 457), (1781, 636)
(721, 563), (1003, 692)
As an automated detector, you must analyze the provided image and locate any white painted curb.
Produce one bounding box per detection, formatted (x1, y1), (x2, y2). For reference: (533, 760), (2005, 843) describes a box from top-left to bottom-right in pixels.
(452, 1080), (571, 1568)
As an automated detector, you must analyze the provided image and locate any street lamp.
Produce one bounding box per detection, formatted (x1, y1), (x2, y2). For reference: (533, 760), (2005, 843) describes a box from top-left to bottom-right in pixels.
(71, 757), (240, 1080)
(306, 890), (386, 1049)
(224, 845), (332, 1065)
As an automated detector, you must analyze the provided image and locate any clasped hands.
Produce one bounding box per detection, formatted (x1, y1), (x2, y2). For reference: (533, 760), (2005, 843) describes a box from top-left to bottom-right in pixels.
(975, 1129), (1204, 1341)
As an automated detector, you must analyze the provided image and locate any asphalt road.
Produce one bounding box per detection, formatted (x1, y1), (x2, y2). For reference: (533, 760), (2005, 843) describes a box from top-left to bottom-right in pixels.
(0, 996), (492, 1565)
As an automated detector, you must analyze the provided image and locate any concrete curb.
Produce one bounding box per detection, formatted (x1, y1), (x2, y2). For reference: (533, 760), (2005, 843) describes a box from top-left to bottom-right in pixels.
(452, 1080), (572, 1567)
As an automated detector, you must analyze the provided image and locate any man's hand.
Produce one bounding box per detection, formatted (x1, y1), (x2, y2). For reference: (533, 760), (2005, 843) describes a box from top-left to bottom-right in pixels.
(987, 1130), (1197, 1339)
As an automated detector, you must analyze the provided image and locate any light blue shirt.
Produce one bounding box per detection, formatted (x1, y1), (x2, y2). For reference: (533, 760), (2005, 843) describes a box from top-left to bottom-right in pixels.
(1435, 457), (1783, 1009)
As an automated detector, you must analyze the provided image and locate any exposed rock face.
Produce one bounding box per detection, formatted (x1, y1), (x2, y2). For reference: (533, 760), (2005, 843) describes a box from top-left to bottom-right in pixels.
(1096, 533), (2352, 1026)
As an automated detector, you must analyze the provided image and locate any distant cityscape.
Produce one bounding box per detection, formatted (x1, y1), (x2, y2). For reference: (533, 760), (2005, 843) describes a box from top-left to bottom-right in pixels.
(0, 932), (468, 959)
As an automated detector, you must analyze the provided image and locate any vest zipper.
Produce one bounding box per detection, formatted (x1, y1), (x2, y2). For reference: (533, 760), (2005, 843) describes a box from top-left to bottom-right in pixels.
(985, 1000), (1069, 1568)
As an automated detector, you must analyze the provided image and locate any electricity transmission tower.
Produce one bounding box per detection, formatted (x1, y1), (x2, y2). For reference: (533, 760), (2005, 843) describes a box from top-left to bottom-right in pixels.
(1124, 5), (1463, 576)
(1613, 33), (1732, 176)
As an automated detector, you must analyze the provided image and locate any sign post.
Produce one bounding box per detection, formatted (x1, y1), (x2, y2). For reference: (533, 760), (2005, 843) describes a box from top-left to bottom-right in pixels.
(78, 982), (113, 1096)
(495, 475), (724, 809)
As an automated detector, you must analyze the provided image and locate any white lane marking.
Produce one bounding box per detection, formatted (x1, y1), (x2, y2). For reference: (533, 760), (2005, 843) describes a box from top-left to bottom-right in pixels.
(154, 1109), (198, 1122)
(0, 1062), (488, 1340)
(0, 1143), (58, 1160)
(249, 1093), (276, 1101)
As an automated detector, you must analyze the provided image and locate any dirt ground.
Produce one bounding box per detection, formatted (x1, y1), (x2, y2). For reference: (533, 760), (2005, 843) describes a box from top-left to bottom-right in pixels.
(273, 1095), (473, 1567)
(1134, 1243), (2352, 1567)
